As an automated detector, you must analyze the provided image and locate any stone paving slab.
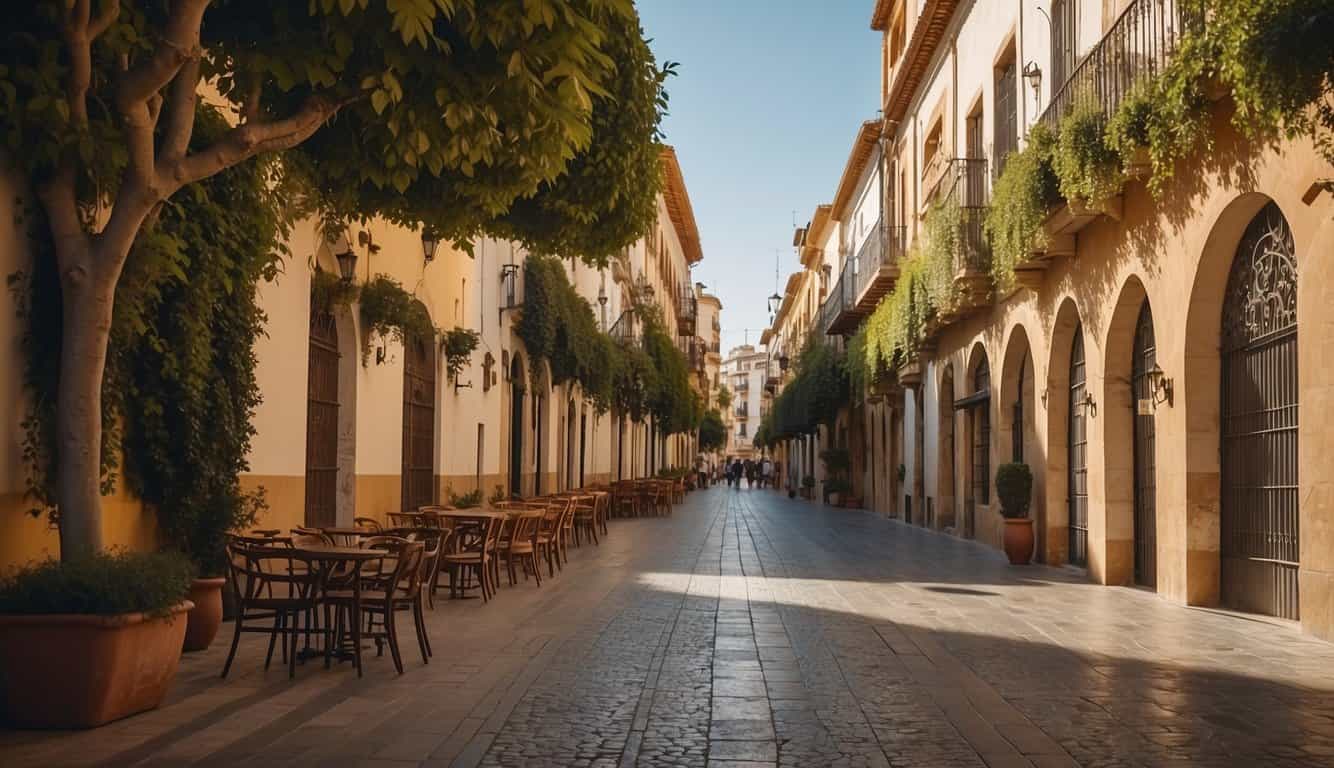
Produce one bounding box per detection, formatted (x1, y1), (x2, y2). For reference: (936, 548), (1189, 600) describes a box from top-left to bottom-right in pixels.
(5, 487), (1334, 767)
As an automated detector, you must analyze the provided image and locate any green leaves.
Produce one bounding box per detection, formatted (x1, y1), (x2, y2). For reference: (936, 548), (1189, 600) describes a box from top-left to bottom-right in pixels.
(516, 255), (615, 411)
(358, 274), (438, 364)
(984, 123), (1059, 291)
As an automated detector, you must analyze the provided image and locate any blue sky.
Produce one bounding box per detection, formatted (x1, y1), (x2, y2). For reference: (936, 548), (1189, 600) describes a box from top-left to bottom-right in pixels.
(637, 0), (881, 352)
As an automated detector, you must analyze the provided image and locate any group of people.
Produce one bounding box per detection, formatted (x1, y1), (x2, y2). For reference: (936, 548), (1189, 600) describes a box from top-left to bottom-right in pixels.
(723, 456), (774, 489)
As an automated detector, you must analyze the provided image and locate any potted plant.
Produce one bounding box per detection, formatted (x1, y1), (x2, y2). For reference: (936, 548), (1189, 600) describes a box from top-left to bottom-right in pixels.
(0, 551), (195, 728)
(801, 475), (815, 499)
(824, 476), (850, 507)
(166, 488), (263, 652)
(820, 447), (851, 506)
(996, 462), (1035, 565)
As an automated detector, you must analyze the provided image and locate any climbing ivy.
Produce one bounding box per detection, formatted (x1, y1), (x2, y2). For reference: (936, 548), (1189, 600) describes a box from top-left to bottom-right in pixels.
(516, 255), (616, 412)
(358, 275), (437, 364)
(441, 327), (480, 382)
(1052, 98), (1125, 209)
(984, 123), (1060, 292)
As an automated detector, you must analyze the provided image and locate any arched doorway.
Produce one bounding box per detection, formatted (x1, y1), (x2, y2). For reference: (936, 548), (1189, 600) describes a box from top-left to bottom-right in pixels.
(305, 308), (340, 526)
(1068, 325), (1089, 568)
(534, 386), (546, 495)
(1132, 302), (1158, 588)
(936, 365), (956, 531)
(401, 325), (436, 511)
(509, 356), (525, 498)
(963, 352), (991, 540)
(1221, 202), (1299, 619)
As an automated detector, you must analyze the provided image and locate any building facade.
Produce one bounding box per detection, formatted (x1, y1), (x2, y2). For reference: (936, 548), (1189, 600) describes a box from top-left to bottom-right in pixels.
(0, 147), (711, 569)
(764, 0), (1334, 642)
(721, 345), (769, 461)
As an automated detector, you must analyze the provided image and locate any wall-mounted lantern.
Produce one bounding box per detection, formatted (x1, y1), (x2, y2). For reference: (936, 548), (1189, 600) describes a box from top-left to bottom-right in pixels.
(1022, 61), (1043, 107)
(1145, 363), (1174, 408)
(335, 247), (357, 283)
(421, 228), (437, 263)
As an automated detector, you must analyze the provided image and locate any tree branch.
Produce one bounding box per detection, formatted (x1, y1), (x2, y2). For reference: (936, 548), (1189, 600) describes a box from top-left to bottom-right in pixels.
(167, 94), (354, 189)
(36, 166), (92, 276)
(89, 0), (120, 39)
(116, 0), (210, 110)
(159, 56), (200, 164)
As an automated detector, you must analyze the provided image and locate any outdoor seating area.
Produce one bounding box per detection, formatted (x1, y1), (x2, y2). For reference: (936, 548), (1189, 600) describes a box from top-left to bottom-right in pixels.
(218, 481), (689, 680)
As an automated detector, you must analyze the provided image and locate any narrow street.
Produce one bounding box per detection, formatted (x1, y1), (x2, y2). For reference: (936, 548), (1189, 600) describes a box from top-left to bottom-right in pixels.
(6, 487), (1334, 767)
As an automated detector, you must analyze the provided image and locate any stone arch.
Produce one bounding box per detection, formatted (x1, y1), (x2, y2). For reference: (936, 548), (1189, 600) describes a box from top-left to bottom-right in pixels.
(962, 342), (991, 540)
(1044, 296), (1083, 566)
(1102, 275), (1150, 586)
(936, 363), (957, 531)
(998, 323), (1042, 558)
(1181, 192), (1276, 606)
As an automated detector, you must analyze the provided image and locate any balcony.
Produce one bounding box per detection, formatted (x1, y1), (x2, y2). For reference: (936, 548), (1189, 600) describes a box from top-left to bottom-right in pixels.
(735, 403), (749, 420)
(609, 310), (639, 347)
(932, 158), (992, 320)
(1037, 0), (1194, 133)
(820, 272), (849, 336)
(676, 283), (697, 336)
(1015, 0), (1195, 289)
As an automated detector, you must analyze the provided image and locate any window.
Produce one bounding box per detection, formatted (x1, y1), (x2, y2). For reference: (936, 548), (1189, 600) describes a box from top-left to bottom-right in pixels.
(1052, 0), (1078, 89)
(994, 50), (1018, 173)
(923, 119), (943, 178)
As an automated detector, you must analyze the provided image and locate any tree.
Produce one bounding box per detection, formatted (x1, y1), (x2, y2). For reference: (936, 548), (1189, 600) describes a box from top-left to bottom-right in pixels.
(716, 384), (733, 411)
(1, 0), (665, 558)
(698, 409), (725, 453)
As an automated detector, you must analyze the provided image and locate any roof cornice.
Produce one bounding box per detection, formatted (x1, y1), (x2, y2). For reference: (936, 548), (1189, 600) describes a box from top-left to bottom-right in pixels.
(831, 119), (883, 219)
(659, 145), (703, 264)
(883, 0), (959, 123)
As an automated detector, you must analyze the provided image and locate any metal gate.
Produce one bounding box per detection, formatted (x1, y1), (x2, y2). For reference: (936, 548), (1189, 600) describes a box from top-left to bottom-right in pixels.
(401, 331), (436, 511)
(1132, 302), (1157, 588)
(305, 309), (339, 527)
(1221, 202), (1299, 620)
(1068, 325), (1089, 567)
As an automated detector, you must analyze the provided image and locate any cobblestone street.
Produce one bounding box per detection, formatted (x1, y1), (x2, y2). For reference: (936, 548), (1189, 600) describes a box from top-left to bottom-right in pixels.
(6, 487), (1334, 767)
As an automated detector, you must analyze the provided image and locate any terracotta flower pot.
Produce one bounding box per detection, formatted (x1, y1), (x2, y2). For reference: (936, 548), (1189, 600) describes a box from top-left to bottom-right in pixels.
(0, 601), (192, 729)
(1002, 519), (1035, 565)
(184, 577), (227, 652)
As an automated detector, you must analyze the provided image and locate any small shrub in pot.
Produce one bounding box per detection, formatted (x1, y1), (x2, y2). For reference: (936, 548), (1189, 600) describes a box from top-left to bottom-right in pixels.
(995, 463), (1033, 519)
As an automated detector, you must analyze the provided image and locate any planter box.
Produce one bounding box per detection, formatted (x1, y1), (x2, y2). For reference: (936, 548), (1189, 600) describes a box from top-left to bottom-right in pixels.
(0, 601), (192, 729)
(842, 496), (864, 509)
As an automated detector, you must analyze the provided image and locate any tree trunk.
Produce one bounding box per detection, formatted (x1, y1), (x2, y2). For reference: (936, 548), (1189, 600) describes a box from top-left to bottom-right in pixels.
(53, 248), (118, 560)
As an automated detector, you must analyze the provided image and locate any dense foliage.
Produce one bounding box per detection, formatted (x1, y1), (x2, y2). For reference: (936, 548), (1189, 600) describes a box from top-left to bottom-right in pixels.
(0, 551), (194, 617)
(494, 10), (675, 265)
(516, 255), (616, 411)
(995, 462), (1033, 520)
(641, 311), (699, 435)
(0, 0), (667, 558)
(1052, 99), (1125, 209)
(983, 123), (1059, 291)
(766, 336), (847, 443)
(442, 327), (481, 382)
(358, 275), (438, 364)
(698, 409), (726, 452)
(14, 107), (280, 573)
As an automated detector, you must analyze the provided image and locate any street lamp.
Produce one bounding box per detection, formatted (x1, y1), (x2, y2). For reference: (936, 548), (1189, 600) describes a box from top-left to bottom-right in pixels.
(768, 291), (782, 319)
(1022, 61), (1042, 107)
(421, 228), (437, 263)
(335, 246), (357, 284)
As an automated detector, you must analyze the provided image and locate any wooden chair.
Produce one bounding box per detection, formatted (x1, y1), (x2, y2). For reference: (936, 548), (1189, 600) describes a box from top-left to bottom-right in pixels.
(534, 502), (563, 578)
(498, 510), (544, 587)
(571, 495), (599, 546)
(326, 537), (427, 674)
(354, 516), (383, 532)
(443, 515), (502, 601)
(220, 541), (325, 679)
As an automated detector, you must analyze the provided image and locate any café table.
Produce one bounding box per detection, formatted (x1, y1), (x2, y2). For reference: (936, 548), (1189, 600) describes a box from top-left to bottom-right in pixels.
(287, 543), (385, 677)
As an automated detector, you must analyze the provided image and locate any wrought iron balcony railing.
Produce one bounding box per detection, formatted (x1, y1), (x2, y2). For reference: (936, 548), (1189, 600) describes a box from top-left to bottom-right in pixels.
(676, 283), (697, 335)
(609, 310), (639, 347)
(820, 272), (848, 336)
(1038, 0), (1195, 131)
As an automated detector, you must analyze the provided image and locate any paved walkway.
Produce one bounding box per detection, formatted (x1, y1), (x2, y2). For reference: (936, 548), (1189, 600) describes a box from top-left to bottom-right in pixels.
(5, 487), (1334, 767)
